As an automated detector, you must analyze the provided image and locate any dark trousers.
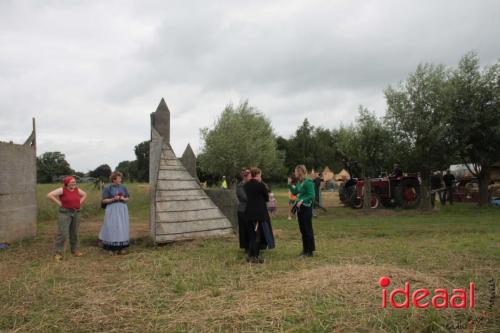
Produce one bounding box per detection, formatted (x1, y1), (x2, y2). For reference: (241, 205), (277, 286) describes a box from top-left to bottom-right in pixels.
(443, 187), (454, 204)
(247, 220), (261, 258)
(297, 205), (315, 253)
(430, 191), (444, 207)
(238, 211), (249, 250)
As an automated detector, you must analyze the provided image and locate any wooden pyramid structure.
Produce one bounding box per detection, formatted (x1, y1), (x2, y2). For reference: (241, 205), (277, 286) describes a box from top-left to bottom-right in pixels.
(149, 98), (233, 243)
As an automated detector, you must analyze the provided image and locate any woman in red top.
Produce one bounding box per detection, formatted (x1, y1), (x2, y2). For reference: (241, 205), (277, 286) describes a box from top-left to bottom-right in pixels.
(47, 176), (87, 261)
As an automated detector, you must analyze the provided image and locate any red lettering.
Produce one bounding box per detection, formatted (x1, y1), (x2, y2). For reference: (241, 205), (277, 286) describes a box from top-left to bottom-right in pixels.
(431, 289), (449, 308)
(380, 280), (475, 310)
(412, 289), (430, 308)
(469, 282), (475, 308)
(382, 289), (387, 308)
(379, 276), (391, 308)
(450, 289), (466, 308)
(390, 282), (410, 308)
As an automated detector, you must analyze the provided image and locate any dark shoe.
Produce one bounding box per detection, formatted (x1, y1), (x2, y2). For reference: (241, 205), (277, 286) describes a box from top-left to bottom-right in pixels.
(302, 252), (314, 257)
(246, 256), (264, 264)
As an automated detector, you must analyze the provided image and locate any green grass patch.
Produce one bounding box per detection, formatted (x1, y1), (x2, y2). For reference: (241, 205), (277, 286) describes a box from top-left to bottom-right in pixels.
(1, 185), (498, 332)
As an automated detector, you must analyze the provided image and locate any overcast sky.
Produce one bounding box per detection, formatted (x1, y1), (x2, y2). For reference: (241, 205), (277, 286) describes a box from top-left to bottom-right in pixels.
(1, 0), (499, 172)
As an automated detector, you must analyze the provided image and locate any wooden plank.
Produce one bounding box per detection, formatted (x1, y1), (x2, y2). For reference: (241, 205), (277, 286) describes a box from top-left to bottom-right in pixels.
(156, 208), (223, 222)
(155, 198), (214, 212)
(159, 165), (187, 171)
(160, 159), (182, 167)
(161, 149), (176, 160)
(156, 196), (208, 202)
(156, 218), (232, 234)
(155, 189), (207, 201)
(154, 227), (233, 243)
(157, 169), (193, 180)
(156, 180), (200, 191)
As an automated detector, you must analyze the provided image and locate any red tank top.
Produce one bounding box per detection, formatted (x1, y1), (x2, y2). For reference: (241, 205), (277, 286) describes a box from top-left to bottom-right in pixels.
(60, 187), (81, 209)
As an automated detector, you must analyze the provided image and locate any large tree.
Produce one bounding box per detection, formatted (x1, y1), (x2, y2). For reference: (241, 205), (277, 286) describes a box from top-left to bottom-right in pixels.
(333, 107), (393, 209)
(115, 160), (138, 181)
(36, 152), (74, 183)
(134, 141), (150, 182)
(385, 63), (454, 210)
(284, 119), (316, 171)
(281, 119), (339, 173)
(198, 101), (284, 182)
(447, 53), (500, 205)
(355, 107), (394, 209)
(89, 164), (112, 181)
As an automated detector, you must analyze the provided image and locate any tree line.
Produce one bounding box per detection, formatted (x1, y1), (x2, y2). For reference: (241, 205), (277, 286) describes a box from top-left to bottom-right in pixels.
(36, 52), (499, 206)
(36, 141), (150, 183)
(198, 52), (499, 206)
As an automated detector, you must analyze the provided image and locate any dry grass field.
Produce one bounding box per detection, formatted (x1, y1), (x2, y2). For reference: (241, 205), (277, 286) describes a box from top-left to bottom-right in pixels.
(0, 184), (499, 332)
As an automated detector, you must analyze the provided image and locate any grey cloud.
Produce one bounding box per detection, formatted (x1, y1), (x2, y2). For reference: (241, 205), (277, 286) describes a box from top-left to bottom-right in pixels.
(1, 0), (499, 171)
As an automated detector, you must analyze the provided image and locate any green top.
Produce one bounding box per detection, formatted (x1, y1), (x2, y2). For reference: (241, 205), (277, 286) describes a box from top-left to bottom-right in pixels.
(288, 178), (316, 207)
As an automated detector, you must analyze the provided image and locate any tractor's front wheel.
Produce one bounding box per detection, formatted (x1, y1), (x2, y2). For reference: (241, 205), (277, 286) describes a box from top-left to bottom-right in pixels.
(395, 179), (421, 209)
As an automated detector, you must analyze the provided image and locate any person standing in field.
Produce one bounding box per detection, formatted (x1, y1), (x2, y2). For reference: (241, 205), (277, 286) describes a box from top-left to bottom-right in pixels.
(99, 171), (130, 255)
(288, 165), (316, 257)
(267, 191), (278, 218)
(47, 176), (87, 261)
(236, 168), (251, 252)
(312, 172), (325, 216)
(442, 170), (456, 205)
(244, 167), (270, 263)
(430, 171), (444, 208)
(221, 176), (228, 189)
(287, 175), (298, 220)
(391, 163), (403, 178)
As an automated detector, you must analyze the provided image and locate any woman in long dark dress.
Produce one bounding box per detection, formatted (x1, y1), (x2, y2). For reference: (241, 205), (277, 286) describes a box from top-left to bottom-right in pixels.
(236, 168), (251, 251)
(244, 167), (270, 263)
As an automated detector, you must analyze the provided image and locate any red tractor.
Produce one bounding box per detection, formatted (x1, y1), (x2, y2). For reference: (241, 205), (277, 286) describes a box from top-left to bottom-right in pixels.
(340, 175), (421, 209)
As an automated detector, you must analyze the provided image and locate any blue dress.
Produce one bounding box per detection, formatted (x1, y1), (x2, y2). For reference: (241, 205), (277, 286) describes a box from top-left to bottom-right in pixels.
(99, 184), (130, 250)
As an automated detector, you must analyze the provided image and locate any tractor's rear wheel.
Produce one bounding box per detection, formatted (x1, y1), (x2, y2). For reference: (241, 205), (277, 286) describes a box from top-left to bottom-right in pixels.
(339, 183), (350, 204)
(350, 191), (379, 209)
(349, 190), (363, 209)
(370, 194), (380, 209)
(395, 179), (421, 209)
(381, 198), (396, 208)
(340, 185), (357, 207)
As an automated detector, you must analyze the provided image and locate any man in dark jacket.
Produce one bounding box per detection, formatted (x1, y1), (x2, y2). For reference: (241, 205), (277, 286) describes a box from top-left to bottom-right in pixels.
(430, 172), (444, 208)
(391, 163), (403, 178)
(312, 172), (327, 216)
(442, 170), (456, 205)
(244, 167), (270, 263)
(236, 169), (251, 252)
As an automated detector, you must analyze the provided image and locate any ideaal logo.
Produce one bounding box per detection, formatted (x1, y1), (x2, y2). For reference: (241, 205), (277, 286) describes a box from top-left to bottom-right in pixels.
(379, 276), (475, 309)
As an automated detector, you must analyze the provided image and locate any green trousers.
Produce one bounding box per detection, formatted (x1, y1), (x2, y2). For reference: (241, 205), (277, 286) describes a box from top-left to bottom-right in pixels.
(54, 208), (80, 254)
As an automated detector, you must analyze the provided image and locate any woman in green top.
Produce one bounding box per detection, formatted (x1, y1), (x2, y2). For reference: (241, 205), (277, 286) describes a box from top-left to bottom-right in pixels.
(288, 165), (316, 257)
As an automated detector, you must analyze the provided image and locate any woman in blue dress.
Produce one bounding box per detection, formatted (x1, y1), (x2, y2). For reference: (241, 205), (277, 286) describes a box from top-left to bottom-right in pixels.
(100, 171), (130, 255)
